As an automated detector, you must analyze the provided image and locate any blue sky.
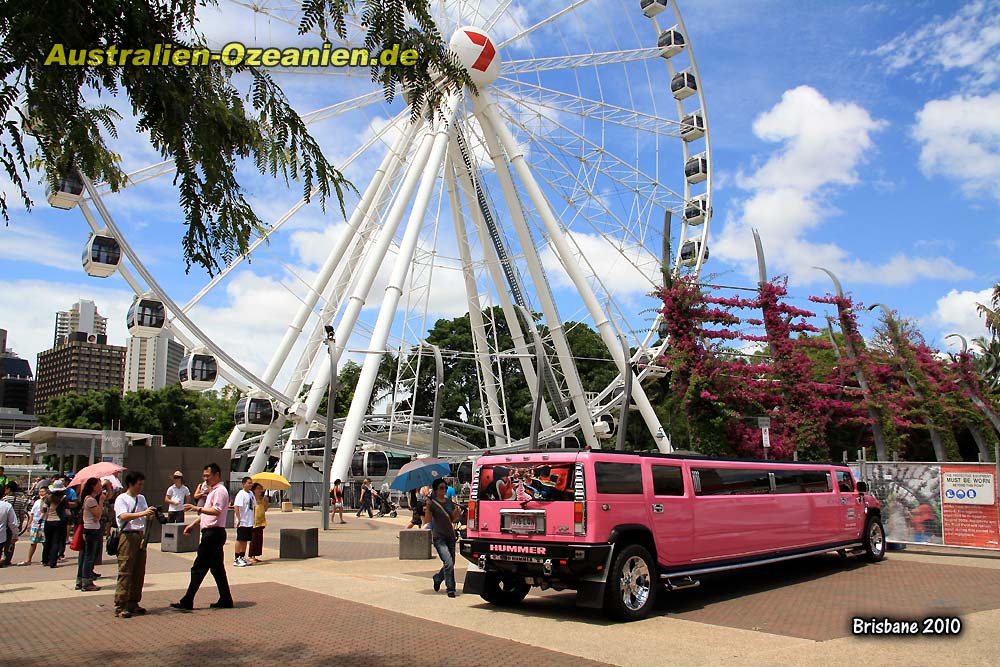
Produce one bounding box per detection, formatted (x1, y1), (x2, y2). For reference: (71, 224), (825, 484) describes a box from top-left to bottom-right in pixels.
(2, 0), (999, 393)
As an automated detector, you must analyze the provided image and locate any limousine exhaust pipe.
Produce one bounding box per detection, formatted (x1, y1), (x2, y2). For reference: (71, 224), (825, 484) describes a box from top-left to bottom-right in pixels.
(663, 576), (701, 592)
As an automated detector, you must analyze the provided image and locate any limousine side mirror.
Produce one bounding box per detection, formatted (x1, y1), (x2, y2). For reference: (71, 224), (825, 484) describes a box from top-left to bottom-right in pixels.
(855, 481), (868, 494)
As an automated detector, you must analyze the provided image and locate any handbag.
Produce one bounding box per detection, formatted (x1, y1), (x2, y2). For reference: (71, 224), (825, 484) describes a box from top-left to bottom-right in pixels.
(69, 523), (84, 551)
(106, 496), (138, 556)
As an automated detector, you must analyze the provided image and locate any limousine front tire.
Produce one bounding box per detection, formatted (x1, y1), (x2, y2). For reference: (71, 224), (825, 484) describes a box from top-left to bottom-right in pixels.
(481, 573), (531, 606)
(604, 544), (657, 621)
(863, 516), (886, 562)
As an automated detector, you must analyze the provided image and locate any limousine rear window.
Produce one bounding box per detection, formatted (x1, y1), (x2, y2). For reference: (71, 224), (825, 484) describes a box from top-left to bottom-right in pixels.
(595, 462), (643, 494)
(651, 465), (684, 496)
(478, 462), (576, 501)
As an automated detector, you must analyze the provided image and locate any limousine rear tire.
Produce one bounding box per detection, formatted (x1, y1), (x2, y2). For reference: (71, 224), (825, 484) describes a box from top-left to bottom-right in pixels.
(863, 516), (886, 562)
(481, 574), (530, 606)
(604, 544), (657, 621)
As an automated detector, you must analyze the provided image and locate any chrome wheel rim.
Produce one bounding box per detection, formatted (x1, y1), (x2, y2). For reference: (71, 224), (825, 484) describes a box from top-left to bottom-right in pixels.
(870, 522), (884, 556)
(620, 555), (651, 611)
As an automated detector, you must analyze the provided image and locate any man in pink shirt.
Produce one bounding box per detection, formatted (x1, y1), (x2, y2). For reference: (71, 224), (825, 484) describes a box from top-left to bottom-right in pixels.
(170, 462), (234, 610)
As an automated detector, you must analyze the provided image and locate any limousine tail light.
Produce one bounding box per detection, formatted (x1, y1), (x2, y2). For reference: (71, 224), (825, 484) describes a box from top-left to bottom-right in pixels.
(574, 462), (586, 536)
(468, 469), (480, 531)
(468, 500), (477, 531)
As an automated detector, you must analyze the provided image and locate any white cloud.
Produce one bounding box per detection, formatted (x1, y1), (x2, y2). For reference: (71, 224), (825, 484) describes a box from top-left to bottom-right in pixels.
(931, 288), (993, 347)
(2, 224), (82, 269)
(541, 230), (658, 302)
(913, 92), (1000, 201)
(715, 86), (969, 286)
(873, 0), (1000, 89)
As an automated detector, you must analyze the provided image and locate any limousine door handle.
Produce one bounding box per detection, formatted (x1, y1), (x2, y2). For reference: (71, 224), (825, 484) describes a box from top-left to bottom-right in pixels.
(840, 498), (847, 505)
(651, 504), (664, 513)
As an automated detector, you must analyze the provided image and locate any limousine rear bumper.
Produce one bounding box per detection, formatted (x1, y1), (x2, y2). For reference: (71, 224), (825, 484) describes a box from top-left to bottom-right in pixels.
(459, 538), (611, 580)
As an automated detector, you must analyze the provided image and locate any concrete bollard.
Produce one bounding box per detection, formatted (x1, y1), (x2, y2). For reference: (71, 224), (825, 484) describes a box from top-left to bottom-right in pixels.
(281, 501), (293, 512)
(398, 529), (432, 560)
(280, 527), (319, 559)
(161, 523), (199, 553)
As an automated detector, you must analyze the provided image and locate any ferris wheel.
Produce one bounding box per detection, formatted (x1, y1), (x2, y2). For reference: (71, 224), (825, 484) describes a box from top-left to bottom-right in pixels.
(54, 0), (713, 482)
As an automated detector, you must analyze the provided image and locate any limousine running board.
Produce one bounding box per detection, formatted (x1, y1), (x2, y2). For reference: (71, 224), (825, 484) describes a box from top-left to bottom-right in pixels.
(664, 576), (700, 591)
(659, 542), (863, 581)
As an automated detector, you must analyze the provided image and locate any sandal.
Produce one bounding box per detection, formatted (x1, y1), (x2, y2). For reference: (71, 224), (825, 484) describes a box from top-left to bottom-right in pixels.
(115, 609), (132, 618)
(15, 561), (31, 566)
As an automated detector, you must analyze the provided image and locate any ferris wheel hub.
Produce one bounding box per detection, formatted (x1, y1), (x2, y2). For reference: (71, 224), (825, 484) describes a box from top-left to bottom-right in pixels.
(449, 26), (501, 86)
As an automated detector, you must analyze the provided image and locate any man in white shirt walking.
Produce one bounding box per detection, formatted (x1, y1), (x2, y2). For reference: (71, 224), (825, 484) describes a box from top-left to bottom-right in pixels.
(113, 470), (156, 618)
(0, 485), (18, 568)
(164, 471), (190, 523)
(233, 476), (255, 567)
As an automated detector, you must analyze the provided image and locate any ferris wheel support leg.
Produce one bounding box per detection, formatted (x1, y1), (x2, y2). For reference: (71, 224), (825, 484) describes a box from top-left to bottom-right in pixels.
(444, 158), (508, 445)
(330, 98), (459, 486)
(471, 99), (599, 449)
(475, 92), (671, 453)
(448, 142), (554, 431)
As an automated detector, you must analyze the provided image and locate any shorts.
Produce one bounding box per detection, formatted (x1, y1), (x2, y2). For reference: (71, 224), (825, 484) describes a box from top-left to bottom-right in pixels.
(236, 526), (253, 542)
(30, 524), (45, 544)
(334, 502), (344, 508)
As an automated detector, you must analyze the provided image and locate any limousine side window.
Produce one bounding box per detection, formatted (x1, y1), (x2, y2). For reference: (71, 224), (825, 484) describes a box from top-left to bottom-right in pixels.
(693, 468), (770, 496)
(772, 470), (831, 494)
(595, 462), (644, 494)
(836, 470), (854, 493)
(651, 465), (684, 496)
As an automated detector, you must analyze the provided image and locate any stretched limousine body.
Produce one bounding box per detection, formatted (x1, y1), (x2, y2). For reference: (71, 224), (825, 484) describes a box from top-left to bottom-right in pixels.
(460, 450), (884, 620)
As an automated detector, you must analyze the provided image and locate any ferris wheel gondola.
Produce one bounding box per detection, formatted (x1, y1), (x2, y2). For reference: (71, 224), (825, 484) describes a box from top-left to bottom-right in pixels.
(126, 293), (166, 337)
(235, 395), (277, 433)
(82, 231), (122, 278)
(179, 348), (218, 390)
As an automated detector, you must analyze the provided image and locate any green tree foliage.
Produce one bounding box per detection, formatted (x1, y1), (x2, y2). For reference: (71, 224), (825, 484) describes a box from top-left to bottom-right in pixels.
(41, 384), (239, 447)
(0, 0), (471, 273)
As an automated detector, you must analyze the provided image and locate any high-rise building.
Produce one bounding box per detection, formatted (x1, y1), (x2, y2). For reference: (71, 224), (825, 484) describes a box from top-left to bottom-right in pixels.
(0, 328), (36, 414)
(124, 329), (185, 391)
(34, 333), (125, 415)
(53, 299), (108, 346)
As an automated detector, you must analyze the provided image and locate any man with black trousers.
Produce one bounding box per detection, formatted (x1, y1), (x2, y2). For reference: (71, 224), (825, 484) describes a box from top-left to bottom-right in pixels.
(170, 462), (234, 610)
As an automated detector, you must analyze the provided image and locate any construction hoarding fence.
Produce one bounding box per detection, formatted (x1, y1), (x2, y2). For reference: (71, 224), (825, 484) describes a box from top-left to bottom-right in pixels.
(857, 461), (1000, 550)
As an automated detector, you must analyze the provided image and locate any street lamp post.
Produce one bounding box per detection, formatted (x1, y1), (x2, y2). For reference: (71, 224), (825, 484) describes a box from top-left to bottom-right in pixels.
(419, 340), (444, 459)
(321, 325), (337, 530)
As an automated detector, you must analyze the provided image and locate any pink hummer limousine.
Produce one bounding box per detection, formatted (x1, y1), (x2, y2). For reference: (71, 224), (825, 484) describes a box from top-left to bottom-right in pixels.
(460, 450), (884, 620)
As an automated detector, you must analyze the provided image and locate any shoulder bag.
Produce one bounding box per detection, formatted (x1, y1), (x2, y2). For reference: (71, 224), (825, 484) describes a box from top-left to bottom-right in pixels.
(105, 496), (137, 556)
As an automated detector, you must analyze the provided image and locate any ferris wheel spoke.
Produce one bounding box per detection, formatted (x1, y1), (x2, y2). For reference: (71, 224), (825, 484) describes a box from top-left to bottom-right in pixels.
(498, 0), (595, 48)
(502, 47), (660, 76)
(496, 110), (660, 290)
(225, 0), (365, 48)
(494, 96), (685, 209)
(496, 79), (682, 137)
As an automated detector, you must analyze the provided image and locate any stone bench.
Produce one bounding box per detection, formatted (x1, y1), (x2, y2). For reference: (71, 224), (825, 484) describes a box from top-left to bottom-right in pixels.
(398, 529), (432, 560)
(161, 523), (199, 553)
(279, 527), (318, 559)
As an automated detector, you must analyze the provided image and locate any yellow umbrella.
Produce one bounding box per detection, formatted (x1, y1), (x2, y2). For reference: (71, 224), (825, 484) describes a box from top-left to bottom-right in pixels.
(250, 472), (290, 491)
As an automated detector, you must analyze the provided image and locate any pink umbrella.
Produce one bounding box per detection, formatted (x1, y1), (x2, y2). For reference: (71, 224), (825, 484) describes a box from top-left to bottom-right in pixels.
(101, 475), (123, 490)
(69, 462), (125, 486)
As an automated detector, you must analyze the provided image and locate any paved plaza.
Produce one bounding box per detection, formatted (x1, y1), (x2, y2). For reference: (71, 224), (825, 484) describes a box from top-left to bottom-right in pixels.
(3, 510), (1000, 666)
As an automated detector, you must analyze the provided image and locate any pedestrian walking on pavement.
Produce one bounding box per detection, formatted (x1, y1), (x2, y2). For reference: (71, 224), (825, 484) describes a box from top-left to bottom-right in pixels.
(17, 485), (47, 566)
(330, 479), (346, 524)
(356, 478), (374, 518)
(171, 462), (234, 611)
(424, 478), (462, 598)
(75, 477), (104, 591)
(233, 476), (255, 567)
(113, 470), (156, 618)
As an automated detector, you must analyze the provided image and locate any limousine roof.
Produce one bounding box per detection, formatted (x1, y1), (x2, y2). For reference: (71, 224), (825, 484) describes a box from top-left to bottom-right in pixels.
(483, 448), (848, 468)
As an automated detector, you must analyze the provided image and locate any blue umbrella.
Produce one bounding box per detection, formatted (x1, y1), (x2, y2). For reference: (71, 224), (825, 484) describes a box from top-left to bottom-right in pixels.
(390, 457), (451, 492)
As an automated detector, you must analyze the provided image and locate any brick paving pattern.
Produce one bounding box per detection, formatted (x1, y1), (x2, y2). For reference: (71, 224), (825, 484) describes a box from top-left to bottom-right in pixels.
(1, 582), (611, 667)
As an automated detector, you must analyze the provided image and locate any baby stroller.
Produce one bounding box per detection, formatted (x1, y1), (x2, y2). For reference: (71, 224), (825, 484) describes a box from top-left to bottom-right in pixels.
(372, 490), (398, 518)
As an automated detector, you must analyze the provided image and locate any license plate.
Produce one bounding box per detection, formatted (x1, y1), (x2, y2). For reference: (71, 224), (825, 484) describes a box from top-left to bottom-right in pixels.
(511, 515), (537, 531)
